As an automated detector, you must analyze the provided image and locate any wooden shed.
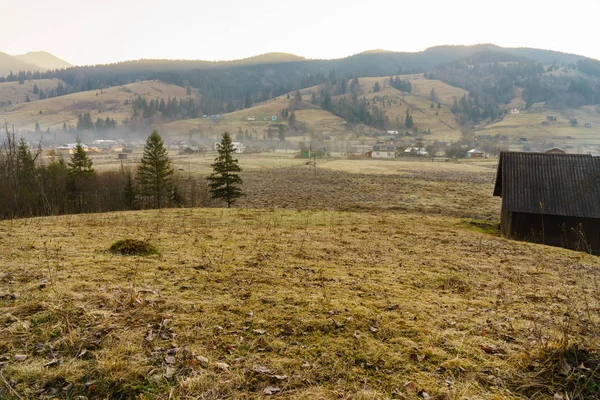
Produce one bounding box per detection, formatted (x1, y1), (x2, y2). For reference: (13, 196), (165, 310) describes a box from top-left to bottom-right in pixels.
(493, 152), (600, 254)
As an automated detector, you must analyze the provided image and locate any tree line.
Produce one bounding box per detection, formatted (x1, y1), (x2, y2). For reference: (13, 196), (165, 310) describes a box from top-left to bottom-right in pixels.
(0, 125), (243, 220)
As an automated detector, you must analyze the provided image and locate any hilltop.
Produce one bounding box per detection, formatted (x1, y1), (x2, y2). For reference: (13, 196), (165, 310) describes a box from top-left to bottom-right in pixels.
(0, 52), (40, 76)
(13, 51), (72, 70)
(0, 51), (72, 75)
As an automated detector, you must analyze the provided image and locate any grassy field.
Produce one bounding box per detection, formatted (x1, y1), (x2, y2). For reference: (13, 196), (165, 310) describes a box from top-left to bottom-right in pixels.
(1, 205), (599, 399)
(479, 108), (600, 153)
(239, 165), (499, 219)
(0, 79), (66, 105)
(317, 159), (497, 176)
(0, 80), (195, 133)
(348, 77), (463, 143)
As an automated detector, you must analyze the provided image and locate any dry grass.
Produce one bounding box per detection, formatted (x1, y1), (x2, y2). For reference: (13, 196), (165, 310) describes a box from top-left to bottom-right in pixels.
(0, 79), (65, 104)
(1, 206), (599, 399)
(317, 159), (497, 176)
(240, 166), (499, 220)
(480, 108), (600, 153)
(0, 80), (194, 133)
(408, 79), (468, 109)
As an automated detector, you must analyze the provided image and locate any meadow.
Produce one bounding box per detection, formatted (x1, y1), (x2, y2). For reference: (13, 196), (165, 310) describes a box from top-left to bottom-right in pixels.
(1, 156), (599, 399)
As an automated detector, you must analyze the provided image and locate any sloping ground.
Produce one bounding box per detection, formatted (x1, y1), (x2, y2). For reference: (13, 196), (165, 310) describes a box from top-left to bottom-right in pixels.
(479, 109), (600, 152)
(406, 76), (469, 109)
(0, 79), (65, 105)
(157, 93), (356, 141)
(0, 80), (194, 133)
(0, 52), (40, 77)
(13, 51), (72, 70)
(161, 75), (466, 144)
(348, 76), (464, 142)
(0, 208), (599, 399)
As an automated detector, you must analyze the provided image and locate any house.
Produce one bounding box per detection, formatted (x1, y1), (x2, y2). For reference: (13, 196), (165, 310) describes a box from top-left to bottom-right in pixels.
(585, 123), (592, 128)
(271, 116), (278, 121)
(509, 108), (520, 114)
(547, 116), (557, 122)
(179, 146), (205, 155)
(56, 143), (88, 155)
(371, 144), (396, 159)
(546, 148), (566, 154)
(247, 116), (256, 121)
(493, 152), (600, 254)
(466, 149), (485, 158)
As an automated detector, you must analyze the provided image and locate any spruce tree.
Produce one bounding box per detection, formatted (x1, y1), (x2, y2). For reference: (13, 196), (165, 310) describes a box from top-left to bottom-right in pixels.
(67, 138), (95, 212)
(68, 139), (94, 177)
(137, 130), (174, 209)
(124, 171), (137, 210)
(17, 138), (38, 215)
(207, 132), (243, 208)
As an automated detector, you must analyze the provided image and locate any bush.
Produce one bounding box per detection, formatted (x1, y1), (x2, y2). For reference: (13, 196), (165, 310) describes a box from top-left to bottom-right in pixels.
(109, 239), (158, 256)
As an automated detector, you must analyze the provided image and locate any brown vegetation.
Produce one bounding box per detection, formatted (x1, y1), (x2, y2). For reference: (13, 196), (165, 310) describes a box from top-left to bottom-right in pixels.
(0, 208), (599, 398)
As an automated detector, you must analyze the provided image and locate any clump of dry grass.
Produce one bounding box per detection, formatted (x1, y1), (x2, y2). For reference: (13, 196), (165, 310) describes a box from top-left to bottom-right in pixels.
(109, 239), (158, 256)
(511, 341), (600, 399)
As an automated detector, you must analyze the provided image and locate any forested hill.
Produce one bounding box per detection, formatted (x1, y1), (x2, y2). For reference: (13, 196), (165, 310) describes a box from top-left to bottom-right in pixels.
(0, 44), (597, 115)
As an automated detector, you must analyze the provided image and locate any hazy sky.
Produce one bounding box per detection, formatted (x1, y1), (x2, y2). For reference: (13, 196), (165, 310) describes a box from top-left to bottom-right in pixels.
(1, 0), (597, 65)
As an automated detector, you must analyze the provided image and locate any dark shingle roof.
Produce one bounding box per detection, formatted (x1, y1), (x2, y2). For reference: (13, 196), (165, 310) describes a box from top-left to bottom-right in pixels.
(493, 152), (600, 218)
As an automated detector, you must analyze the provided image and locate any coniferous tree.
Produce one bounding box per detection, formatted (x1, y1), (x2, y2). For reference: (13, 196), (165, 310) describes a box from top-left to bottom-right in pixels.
(123, 170), (137, 209)
(68, 138), (95, 211)
(207, 132), (243, 208)
(16, 138), (38, 215)
(137, 130), (174, 208)
(405, 109), (414, 129)
(68, 139), (94, 177)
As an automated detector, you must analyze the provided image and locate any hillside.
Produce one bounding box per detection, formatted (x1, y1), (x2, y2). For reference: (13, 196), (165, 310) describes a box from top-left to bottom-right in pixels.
(477, 107), (600, 153)
(14, 51), (72, 70)
(0, 52), (40, 76)
(1, 204), (598, 398)
(0, 80), (194, 135)
(0, 78), (66, 105)
(156, 75), (466, 146)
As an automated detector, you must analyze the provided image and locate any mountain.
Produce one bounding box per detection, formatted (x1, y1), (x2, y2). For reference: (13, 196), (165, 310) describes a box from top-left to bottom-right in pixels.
(0, 52), (41, 76)
(0, 51), (72, 76)
(14, 51), (72, 70)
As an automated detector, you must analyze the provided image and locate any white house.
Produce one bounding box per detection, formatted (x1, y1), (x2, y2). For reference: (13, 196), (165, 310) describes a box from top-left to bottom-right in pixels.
(404, 147), (428, 156)
(371, 144), (396, 159)
(509, 108), (520, 114)
(247, 116), (256, 121)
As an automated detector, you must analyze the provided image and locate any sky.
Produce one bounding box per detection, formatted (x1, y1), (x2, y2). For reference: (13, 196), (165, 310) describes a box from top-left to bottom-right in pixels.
(1, 0), (598, 65)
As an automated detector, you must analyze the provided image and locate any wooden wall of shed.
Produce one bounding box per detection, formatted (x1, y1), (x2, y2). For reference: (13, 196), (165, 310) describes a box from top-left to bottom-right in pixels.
(502, 211), (600, 255)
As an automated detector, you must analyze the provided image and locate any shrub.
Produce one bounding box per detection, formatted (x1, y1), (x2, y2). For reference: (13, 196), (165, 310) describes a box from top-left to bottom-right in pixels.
(109, 239), (158, 256)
